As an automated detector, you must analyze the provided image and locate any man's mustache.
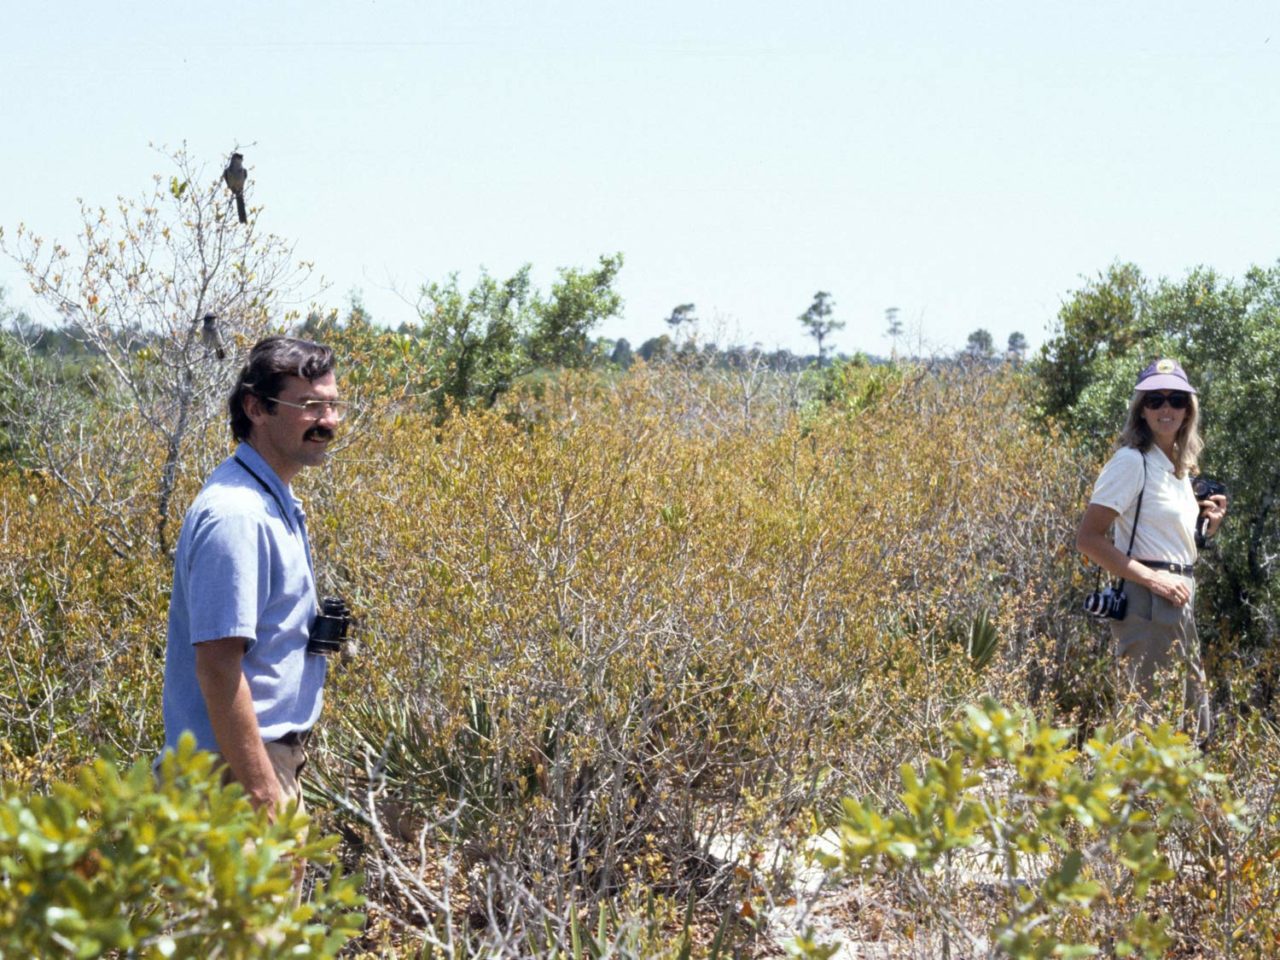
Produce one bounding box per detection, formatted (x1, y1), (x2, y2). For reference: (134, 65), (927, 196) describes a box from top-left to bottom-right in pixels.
(304, 426), (335, 442)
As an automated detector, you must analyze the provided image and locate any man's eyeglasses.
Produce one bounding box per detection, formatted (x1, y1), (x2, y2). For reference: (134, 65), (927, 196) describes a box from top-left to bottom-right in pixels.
(270, 397), (352, 421)
(1142, 392), (1190, 411)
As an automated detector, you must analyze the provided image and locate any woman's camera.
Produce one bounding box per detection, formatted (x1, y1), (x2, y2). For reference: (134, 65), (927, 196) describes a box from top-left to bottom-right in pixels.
(1192, 476), (1227, 548)
(1083, 583), (1127, 620)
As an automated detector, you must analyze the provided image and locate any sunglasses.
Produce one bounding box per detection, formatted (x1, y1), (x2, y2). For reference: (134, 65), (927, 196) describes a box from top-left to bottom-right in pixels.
(1142, 392), (1190, 411)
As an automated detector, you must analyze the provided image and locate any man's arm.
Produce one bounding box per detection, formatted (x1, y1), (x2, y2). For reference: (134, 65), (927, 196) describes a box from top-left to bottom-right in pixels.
(195, 637), (282, 815)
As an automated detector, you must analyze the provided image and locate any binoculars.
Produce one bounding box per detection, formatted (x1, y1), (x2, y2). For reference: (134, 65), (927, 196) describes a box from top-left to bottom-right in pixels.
(308, 596), (353, 655)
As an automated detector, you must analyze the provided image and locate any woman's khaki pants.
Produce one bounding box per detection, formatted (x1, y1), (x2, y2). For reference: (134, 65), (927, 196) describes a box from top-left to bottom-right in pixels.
(1110, 577), (1211, 742)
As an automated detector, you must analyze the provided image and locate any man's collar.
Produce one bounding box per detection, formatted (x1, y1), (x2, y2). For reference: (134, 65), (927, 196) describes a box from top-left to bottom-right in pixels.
(234, 442), (294, 502)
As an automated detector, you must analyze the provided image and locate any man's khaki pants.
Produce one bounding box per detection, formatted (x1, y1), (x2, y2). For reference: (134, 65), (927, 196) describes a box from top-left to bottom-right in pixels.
(220, 738), (309, 908)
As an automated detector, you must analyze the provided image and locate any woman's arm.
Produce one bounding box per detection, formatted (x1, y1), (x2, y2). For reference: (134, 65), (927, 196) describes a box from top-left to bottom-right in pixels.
(1199, 494), (1228, 538)
(1076, 503), (1192, 608)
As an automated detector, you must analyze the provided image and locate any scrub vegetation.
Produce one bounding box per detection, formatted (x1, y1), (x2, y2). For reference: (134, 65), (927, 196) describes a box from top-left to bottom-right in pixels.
(3, 152), (1280, 958)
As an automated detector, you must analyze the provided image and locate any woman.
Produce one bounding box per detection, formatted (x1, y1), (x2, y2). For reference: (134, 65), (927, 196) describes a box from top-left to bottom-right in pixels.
(1076, 358), (1228, 739)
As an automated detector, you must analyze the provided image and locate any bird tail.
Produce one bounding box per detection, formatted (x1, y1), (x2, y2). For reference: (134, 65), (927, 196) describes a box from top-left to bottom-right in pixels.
(235, 194), (247, 225)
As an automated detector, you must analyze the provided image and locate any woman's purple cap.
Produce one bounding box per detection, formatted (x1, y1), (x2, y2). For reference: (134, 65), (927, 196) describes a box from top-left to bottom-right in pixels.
(1135, 358), (1197, 394)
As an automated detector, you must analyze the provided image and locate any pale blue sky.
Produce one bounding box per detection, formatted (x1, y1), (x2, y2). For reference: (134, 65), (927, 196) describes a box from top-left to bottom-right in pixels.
(3, 1), (1277, 356)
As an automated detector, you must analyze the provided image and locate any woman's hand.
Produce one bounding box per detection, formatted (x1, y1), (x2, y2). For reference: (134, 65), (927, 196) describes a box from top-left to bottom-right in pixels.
(1145, 569), (1191, 607)
(1199, 494), (1228, 538)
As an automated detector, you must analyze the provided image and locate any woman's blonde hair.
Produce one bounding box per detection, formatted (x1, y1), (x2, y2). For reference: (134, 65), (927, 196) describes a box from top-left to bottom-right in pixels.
(1116, 390), (1202, 477)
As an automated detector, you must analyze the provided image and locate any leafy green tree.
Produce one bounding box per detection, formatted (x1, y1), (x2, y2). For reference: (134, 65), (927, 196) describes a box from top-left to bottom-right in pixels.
(609, 337), (634, 368)
(292, 299), (443, 401)
(1033, 262), (1150, 422)
(884, 306), (902, 358)
(963, 327), (995, 358)
(664, 302), (697, 341)
(637, 334), (672, 363)
(412, 254), (624, 415)
(799, 291), (842, 365)
(1006, 330), (1028, 361)
(417, 266), (530, 414)
(527, 253), (624, 369)
(810, 353), (902, 416)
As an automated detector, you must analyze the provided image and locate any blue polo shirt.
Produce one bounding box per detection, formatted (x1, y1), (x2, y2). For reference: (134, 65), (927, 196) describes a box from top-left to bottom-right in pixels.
(161, 442), (327, 754)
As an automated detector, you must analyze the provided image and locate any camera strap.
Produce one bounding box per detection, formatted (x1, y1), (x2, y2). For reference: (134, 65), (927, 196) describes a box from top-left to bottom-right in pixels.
(233, 454), (316, 584)
(1123, 454), (1147, 560)
(234, 454), (296, 534)
(1095, 454), (1146, 592)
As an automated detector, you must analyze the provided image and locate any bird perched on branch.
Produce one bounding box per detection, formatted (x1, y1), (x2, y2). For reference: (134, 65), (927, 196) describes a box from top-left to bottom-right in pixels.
(223, 152), (247, 224)
(200, 313), (227, 360)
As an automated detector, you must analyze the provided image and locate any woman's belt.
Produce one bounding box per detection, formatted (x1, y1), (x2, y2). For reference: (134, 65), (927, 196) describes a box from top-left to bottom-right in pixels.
(1138, 559), (1195, 576)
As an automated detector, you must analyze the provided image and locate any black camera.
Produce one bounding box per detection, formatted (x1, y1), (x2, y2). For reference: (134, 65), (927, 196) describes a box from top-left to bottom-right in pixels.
(1193, 476), (1227, 501)
(1083, 583), (1128, 620)
(1192, 476), (1228, 549)
(308, 596), (352, 655)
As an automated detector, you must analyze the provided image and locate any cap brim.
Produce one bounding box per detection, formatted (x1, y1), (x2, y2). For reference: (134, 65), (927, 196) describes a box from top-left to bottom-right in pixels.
(1136, 374), (1197, 394)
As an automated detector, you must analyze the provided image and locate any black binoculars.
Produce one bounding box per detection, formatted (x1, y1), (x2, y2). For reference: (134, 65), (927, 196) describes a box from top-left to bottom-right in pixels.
(308, 596), (352, 655)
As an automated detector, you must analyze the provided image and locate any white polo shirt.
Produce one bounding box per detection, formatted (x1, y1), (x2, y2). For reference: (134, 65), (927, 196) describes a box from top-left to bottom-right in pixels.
(1089, 445), (1198, 566)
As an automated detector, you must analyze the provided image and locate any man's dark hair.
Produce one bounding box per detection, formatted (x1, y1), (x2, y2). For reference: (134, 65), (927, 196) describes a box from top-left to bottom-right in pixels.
(229, 336), (336, 441)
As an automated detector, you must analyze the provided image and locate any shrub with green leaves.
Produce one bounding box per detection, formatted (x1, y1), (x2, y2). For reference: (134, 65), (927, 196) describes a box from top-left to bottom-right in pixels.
(802, 699), (1244, 958)
(0, 733), (363, 959)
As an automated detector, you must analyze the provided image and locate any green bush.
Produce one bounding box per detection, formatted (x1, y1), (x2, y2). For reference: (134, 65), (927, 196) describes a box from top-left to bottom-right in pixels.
(0, 733), (363, 959)
(800, 699), (1243, 958)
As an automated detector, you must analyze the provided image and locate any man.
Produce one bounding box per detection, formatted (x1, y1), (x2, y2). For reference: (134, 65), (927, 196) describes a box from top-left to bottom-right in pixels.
(161, 335), (348, 818)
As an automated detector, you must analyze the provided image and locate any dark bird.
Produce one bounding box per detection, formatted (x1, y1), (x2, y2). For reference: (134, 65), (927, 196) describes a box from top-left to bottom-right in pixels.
(223, 152), (248, 224)
(201, 313), (227, 360)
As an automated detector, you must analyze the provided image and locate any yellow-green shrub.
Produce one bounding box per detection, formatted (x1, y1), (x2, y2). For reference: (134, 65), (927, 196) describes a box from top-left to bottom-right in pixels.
(287, 364), (1097, 951)
(0, 362), (1136, 955)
